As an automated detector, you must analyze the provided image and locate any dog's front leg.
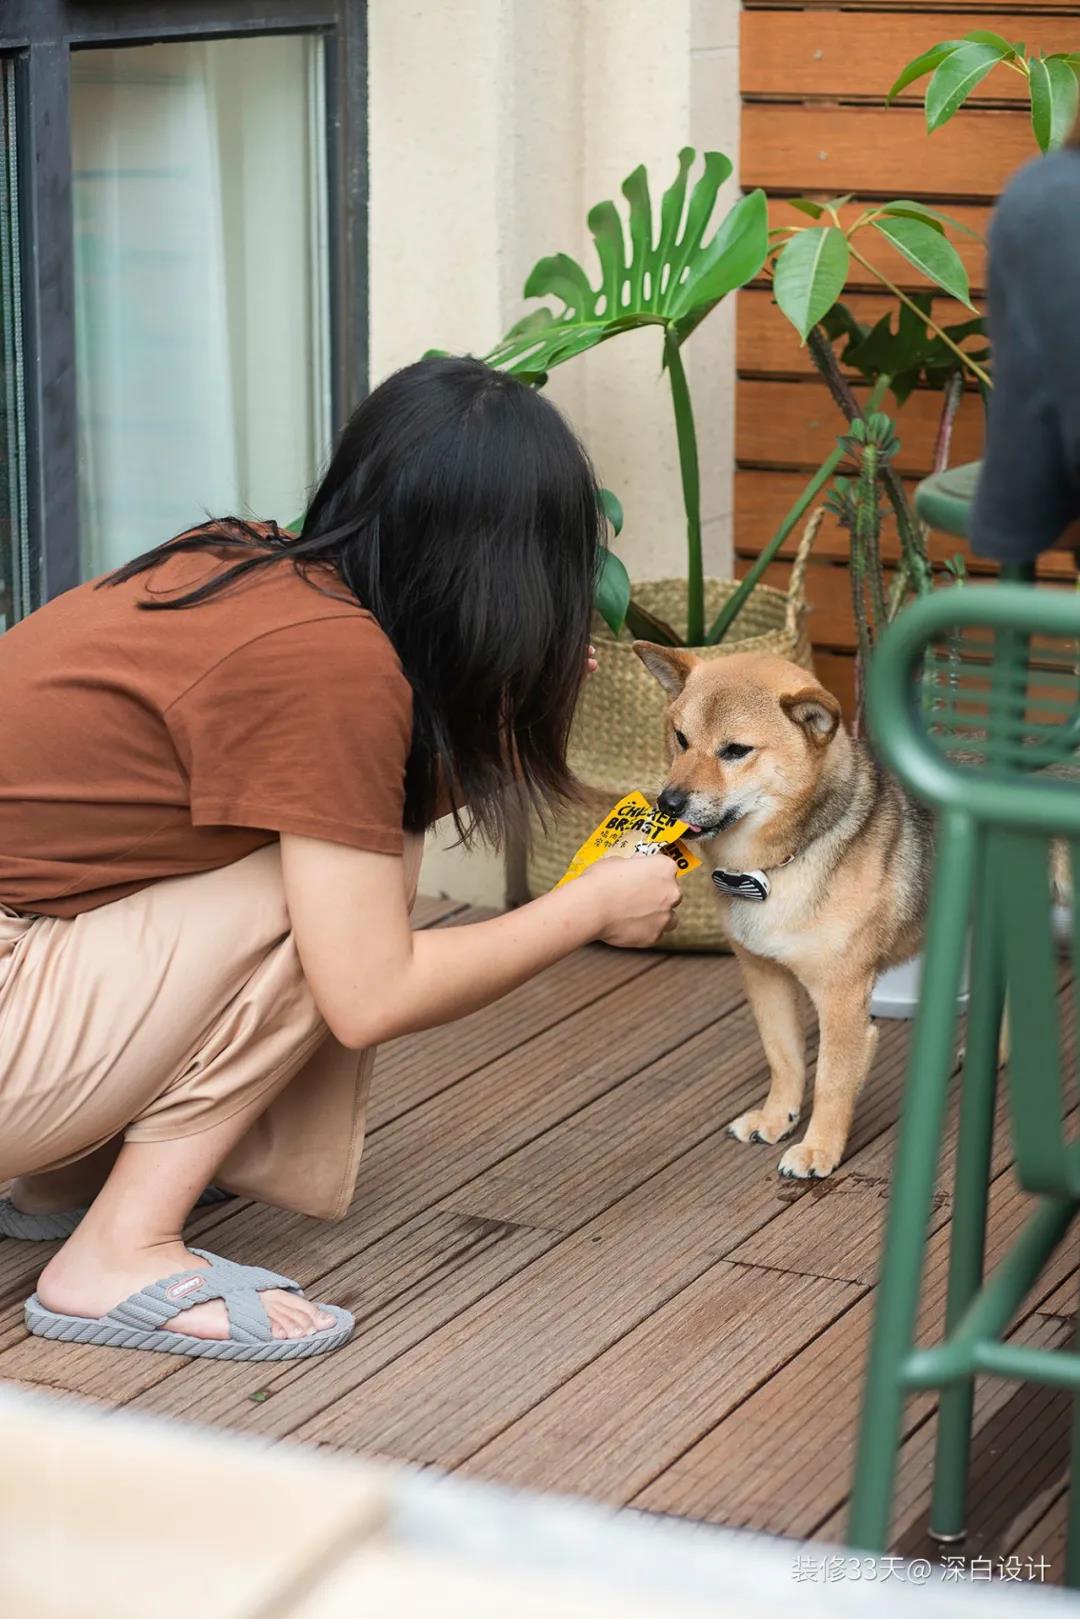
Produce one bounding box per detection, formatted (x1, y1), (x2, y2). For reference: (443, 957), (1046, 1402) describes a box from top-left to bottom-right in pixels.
(727, 945), (805, 1145)
(779, 977), (876, 1179)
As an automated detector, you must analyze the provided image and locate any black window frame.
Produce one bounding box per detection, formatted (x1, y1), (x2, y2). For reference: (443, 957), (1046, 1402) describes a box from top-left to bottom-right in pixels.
(1, 0), (367, 608)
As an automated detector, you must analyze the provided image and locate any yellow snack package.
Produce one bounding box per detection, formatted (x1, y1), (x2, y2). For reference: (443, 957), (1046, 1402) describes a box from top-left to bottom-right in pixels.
(556, 790), (702, 887)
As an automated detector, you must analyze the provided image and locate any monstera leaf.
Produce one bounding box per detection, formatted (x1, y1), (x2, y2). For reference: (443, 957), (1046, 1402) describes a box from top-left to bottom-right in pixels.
(485, 149), (768, 376)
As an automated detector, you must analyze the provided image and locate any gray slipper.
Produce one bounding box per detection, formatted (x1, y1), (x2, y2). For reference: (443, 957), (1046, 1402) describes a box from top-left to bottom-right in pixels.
(0, 1184), (233, 1242)
(25, 1248), (353, 1360)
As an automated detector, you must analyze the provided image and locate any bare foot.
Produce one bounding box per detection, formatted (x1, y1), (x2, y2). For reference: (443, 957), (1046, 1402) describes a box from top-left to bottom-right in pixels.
(37, 1241), (335, 1342)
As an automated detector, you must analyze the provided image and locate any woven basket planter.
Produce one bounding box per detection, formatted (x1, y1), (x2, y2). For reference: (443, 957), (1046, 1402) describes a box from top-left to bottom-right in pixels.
(526, 513), (821, 951)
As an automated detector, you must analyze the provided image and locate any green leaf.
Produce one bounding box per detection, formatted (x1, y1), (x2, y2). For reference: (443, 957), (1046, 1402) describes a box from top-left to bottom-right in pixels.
(624, 598), (680, 647)
(790, 194), (853, 220)
(671, 189), (769, 338)
(598, 486), (624, 537)
(872, 216), (975, 310)
(820, 301), (868, 357)
(772, 227), (850, 341)
(886, 41), (964, 102)
(878, 201), (983, 240)
(925, 41), (1009, 131)
(1030, 55), (1080, 152)
(594, 548), (631, 638)
(879, 201), (944, 235)
(962, 29), (1019, 57)
(484, 149), (767, 376)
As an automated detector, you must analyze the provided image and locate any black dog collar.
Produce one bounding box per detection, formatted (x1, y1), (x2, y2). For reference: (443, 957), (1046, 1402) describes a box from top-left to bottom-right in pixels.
(712, 854), (794, 903)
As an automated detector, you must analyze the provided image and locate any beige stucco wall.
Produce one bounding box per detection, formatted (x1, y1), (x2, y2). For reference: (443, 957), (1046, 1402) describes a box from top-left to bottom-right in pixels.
(368, 0), (741, 906)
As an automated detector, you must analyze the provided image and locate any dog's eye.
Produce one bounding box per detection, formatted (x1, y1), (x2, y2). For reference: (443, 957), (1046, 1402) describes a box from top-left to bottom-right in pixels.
(720, 743), (753, 762)
(673, 729), (689, 751)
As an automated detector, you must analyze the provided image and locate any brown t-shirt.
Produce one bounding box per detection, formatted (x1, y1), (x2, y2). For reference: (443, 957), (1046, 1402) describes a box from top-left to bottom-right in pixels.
(0, 544), (414, 916)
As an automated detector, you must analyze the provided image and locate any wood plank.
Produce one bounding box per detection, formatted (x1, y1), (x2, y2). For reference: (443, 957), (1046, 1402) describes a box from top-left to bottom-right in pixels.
(1009, 1474), (1070, 1583)
(893, 1321), (1072, 1561)
(734, 470), (1079, 581)
(284, 1023), (913, 1464)
(736, 377), (985, 475)
(634, 1170), (1075, 1533)
(812, 1311), (1072, 1553)
(746, 0), (1080, 13)
(119, 987), (832, 1442)
(813, 649), (857, 715)
(742, 106), (1031, 198)
(738, 288), (984, 379)
(411, 893), (471, 929)
(762, 201), (990, 295)
(738, 557), (878, 652)
(5, 1210), (558, 1424)
(742, 553), (1072, 654)
(435, 998), (818, 1232)
(0, 956), (751, 1411)
(371, 942), (660, 1130)
(741, 12), (1077, 101)
(462, 1262), (859, 1501)
(729, 976), (1073, 1287)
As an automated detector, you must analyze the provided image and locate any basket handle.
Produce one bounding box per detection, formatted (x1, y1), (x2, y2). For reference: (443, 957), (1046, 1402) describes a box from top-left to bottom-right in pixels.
(786, 506), (825, 628)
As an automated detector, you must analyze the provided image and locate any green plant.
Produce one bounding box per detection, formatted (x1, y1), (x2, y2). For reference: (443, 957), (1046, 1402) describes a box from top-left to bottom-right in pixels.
(483, 148), (769, 647)
(825, 413), (905, 733)
(714, 6), (1058, 653)
(710, 200), (986, 648)
(889, 33), (1080, 153)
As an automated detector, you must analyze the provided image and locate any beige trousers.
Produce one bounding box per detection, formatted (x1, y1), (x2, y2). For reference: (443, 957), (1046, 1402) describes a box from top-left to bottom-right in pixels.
(0, 840), (421, 1221)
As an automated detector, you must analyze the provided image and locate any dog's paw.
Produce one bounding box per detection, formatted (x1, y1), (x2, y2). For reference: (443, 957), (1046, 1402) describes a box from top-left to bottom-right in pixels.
(727, 1107), (800, 1146)
(778, 1141), (841, 1180)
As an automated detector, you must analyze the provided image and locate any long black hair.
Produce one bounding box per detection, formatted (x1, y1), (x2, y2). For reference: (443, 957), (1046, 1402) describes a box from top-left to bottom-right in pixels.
(104, 356), (604, 844)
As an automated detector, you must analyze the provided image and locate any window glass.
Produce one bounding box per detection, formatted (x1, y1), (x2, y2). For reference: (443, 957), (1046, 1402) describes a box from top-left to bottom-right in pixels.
(0, 61), (33, 628)
(71, 36), (330, 575)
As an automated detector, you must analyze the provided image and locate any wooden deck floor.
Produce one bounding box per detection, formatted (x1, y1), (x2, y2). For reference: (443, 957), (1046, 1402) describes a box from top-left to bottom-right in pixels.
(0, 895), (1074, 1575)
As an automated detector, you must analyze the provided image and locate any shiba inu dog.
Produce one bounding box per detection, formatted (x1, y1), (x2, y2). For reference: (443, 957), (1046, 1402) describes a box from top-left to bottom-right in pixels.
(634, 644), (933, 1179)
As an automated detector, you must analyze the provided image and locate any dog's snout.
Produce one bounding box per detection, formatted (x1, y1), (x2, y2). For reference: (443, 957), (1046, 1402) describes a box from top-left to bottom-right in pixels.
(657, 787), (689, 819)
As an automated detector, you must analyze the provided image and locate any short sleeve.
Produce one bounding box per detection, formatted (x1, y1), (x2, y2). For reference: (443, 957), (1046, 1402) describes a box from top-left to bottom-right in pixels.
(971, 161), (1080, 562)
(167, 616), (413, 855)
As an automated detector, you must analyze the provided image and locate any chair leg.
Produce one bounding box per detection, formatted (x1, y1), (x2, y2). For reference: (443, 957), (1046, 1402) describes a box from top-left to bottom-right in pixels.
(929, 858), (1003, 1544)
(1065, 1285), (1080, 1587)
(848, 811), (976, 1552)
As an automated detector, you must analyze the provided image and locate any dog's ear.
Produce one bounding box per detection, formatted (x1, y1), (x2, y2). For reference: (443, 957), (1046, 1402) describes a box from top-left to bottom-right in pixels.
(632, 642), (699, 697)
(780, 686), (841, 746)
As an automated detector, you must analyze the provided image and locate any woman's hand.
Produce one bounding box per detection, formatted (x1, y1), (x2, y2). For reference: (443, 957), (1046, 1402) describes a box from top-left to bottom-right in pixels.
(586, 643), (598, 676)
(576, 853), (682, 948)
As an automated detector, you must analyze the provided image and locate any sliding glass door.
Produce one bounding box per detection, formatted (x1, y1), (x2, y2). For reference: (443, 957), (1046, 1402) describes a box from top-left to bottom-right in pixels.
(1, 0), (365, 614)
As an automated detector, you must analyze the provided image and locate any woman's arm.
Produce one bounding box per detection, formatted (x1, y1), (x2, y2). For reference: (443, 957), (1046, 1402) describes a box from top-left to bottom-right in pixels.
(280, 831), (681, 1050)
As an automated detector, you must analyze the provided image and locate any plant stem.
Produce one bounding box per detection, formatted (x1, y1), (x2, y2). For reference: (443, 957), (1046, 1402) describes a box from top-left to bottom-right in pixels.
(705, 368), (891, 646)
(887, 555), (912, 622)
(807, 325), (865, 420)
(932, 370), (964, 475)
(805, 323), (933, 595)
(848, 244), (993, 389)
(664, 331), (705, 645)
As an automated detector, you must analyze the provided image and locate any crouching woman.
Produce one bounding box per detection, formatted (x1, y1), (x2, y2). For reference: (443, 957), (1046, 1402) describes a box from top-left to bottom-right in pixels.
(0, 357), (679, 1362)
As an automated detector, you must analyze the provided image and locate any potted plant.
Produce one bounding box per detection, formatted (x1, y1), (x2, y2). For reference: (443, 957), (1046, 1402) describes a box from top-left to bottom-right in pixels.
(473, 148), (827, 949)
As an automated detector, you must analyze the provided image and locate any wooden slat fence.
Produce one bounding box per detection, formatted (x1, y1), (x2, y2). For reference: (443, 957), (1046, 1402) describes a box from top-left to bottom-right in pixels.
(736, 2), (1080, 713)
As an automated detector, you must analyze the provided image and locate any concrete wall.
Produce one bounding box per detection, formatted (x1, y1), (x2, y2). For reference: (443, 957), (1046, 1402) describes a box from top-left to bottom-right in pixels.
(367, 0), (742, 906)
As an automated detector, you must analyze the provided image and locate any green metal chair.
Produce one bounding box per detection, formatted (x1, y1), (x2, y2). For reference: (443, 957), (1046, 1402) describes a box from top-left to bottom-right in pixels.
(848, 580), (1080, 1576)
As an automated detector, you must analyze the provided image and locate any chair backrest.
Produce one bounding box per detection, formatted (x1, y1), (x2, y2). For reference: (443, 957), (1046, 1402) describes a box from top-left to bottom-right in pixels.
(869, 584), (1080, 1197)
